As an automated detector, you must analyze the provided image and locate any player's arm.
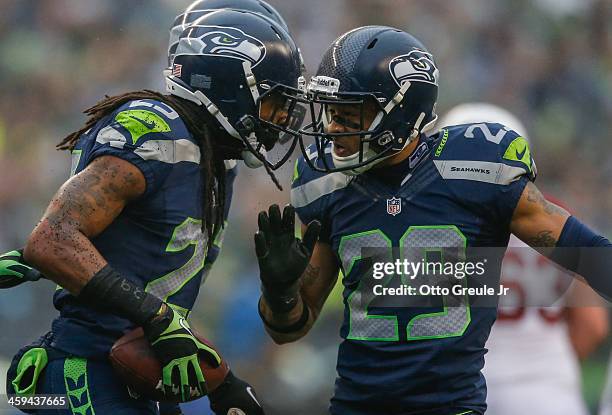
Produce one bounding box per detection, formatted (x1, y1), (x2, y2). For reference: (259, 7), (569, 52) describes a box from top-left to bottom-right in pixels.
(298, 224), (340, 334)
(260, 225), (339, 344)
(509, 181), (570, 250)
(24, 155), (220, 401)
(566, 282), (609, 359)
(511, 181), (612, 300)
(24, 155), (143, 292)
(255, 204), (340, 344)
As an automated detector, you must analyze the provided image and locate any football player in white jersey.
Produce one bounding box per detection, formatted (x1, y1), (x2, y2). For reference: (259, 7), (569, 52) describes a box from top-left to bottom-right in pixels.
(440, 103), (609, 415)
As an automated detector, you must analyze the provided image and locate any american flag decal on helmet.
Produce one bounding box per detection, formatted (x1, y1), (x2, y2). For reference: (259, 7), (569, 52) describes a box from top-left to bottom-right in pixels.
(172, 64), (182, 77)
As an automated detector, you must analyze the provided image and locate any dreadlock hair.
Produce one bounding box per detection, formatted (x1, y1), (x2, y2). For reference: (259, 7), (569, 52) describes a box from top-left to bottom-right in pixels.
(57, 90), (226, 251)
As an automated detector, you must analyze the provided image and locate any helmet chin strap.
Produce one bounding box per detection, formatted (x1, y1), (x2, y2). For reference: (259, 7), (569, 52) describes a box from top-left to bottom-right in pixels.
(165, 74), (266, 169)
(332, 80), (413, 174)
(420, 113), (439, 135)
(332, 81), (433, 176)
(242, 132), (267, 168)
(330, 111), (387, 176)
(239, 61), (267, 168)
(332, 112), (430, 176)
(242, 61), (260, 103)
(409, 111), (427, 141)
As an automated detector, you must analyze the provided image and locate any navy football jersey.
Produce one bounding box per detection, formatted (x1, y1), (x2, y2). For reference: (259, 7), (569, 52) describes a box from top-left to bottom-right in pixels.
(51, 99), (236, 358)
(291, 123), (536, 414)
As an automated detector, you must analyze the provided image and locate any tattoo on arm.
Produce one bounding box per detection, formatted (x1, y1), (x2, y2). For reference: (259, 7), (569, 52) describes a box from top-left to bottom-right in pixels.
(526, 230), (558, 247)
(24, 156), (145, 292)
(47, 174), (102, 232)
(46, 157), (140, 237)
(525, 182), (567, 216)
(302, 263), (320, 287)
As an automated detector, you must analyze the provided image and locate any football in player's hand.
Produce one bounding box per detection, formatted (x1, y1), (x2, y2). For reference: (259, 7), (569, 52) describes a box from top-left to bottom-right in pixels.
(110, 327), (230, 402)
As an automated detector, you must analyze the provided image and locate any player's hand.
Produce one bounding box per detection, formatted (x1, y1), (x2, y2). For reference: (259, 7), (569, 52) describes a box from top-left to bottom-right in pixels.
(254, 204), (320, 312)
(0, 249), (43, 289)
(143, 303), (222, 402)
(209, 371), (265, 415)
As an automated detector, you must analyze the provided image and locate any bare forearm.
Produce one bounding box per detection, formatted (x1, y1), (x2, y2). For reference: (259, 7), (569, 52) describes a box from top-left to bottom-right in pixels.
(568, 307), (609, 359)
(565, 281), (610, 359)
(24, 219), (106, 294)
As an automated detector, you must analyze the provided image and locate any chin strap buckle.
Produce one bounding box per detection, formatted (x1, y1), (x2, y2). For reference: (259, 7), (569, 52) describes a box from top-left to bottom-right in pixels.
(237, 116), (266, 169)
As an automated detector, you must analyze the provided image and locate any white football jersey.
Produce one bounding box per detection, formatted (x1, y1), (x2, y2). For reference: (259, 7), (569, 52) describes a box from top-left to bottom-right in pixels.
(483, 236), (588, 415)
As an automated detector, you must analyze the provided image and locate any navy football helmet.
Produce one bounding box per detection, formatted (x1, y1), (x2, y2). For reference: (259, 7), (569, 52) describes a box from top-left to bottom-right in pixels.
(166, 0), (290, 68)
(300, 26), (439, 175)
(166, 10), (305, 169)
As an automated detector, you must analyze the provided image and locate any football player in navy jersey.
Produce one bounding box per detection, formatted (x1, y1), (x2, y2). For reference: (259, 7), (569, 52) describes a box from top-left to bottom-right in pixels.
(162, 0), (299, 304)
(254, 27), (612, 414)
(4, 9), (304, 415)
(0, 0), (296, 291)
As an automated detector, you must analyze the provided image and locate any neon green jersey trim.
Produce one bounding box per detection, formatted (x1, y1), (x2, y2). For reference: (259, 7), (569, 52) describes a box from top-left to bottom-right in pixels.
(503, 136), (532, 173)
(292, 158), (300, 183)
(115, 109), (171, 145)
(64, 357), (95, 415)
(435, 129), (449, 157)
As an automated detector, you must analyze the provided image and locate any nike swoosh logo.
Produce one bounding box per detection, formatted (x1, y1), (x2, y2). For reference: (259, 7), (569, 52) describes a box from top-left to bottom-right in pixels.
(246, 386), (261, 407)
(129, 115), (156, 130)
(515, 146), (527, 160)
(179, 318), (195, 336)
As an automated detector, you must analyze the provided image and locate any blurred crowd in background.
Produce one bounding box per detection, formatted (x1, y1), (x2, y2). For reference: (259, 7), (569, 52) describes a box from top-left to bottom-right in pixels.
(0, 0), (610, 414)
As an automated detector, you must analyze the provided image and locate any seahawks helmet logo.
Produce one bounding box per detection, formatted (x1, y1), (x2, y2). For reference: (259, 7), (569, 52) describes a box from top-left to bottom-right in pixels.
(389, 49), (439, 86)
(177, 25), (266, 67)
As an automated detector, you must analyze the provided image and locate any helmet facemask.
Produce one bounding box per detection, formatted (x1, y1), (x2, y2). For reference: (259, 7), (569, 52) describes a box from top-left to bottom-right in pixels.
(237, 80), (307, 170)
(299, 76), (427, 175)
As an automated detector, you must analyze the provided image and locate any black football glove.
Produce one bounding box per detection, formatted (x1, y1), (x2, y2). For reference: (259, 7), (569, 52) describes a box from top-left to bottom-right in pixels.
(143, 303), (222, 402)
(0, 249), (43, 289)
(209, 371), (264, 415)
(254, 204), (320, 313)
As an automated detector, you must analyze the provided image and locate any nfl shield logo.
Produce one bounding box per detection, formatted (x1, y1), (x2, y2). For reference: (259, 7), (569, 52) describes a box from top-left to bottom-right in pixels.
(386, 197), (402, 216)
